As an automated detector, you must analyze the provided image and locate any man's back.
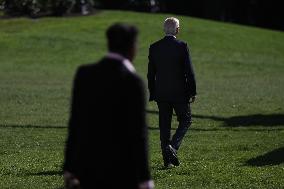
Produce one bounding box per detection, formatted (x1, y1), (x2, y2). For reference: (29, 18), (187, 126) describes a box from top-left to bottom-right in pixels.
(64, 58), (149, 188)
(148, 36), (195, 102)
(147, 17), (197, 170)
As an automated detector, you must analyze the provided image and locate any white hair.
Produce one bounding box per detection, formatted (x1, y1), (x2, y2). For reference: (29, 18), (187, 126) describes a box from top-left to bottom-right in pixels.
(164, 17), (180, 35)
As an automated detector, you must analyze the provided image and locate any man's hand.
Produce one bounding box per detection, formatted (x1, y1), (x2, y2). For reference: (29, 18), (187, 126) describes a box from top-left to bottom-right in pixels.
(139, 180), (154, 189)
(189, 96), (196, 103)
(64, 171), (81, 189)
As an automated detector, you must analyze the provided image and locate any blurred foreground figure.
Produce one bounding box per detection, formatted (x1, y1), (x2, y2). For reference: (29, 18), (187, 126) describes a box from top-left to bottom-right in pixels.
(147, 17), (197, 168)
(63, 23), (154, 189)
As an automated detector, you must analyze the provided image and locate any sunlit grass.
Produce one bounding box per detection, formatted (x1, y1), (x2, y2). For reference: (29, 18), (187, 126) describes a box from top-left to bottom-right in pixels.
(0, 10), (284, 188)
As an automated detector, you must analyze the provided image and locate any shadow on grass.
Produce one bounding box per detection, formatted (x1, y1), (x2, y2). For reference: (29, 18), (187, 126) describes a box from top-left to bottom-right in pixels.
(0, 124), (66, 129)
(27, 170), (64, 188)
(246, 147), (284, 166)
(191, 114), (284, 127)
(28, 170), (63, 176)
(147, 110), (284, 127)
(1, 113), (283, 130)
(148, 126), (220, 132)
(223, 114), (284, 127)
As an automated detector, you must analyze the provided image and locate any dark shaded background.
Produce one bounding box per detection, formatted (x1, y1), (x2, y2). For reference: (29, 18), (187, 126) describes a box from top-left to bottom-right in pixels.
(96, 0), (284, 31)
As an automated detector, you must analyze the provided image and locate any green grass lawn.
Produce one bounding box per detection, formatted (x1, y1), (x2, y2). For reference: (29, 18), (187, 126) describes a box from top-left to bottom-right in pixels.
(0, 10), (284, 188)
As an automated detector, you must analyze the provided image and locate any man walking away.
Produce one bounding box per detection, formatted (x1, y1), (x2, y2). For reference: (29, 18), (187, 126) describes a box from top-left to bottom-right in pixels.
(147, 17), (197, 168)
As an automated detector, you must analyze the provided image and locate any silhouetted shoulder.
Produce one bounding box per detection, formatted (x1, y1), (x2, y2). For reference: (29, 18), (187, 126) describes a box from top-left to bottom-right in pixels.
(150, 37), (189, 50)
(177, 40), (191, 53)
(150, 38), (165, 49)
(177, 39), (186, 44)
(175, 39), (188, 47)
(75, 63), (98, 76)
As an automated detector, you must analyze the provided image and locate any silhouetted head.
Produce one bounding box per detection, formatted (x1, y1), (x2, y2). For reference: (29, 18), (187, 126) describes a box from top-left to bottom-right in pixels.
(106, 23), (138, 62)
(164, 17), (179, 36)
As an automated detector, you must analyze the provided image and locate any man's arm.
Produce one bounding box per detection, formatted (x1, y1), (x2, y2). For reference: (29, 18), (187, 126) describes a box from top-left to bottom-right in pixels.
(183, 43), (197, 99)
(63, 67), (84, 177)
(128, 77), (153, 189)
(147, 46), (156, 101)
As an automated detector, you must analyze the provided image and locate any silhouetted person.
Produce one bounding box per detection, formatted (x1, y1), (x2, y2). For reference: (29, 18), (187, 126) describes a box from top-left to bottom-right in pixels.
(63, 23), (154, 189)
(147, 17), (197, 168)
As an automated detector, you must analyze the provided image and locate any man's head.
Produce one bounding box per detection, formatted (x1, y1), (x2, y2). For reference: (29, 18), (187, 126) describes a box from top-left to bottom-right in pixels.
(164, 17), (180, 36)
(106, 23), (138, 62)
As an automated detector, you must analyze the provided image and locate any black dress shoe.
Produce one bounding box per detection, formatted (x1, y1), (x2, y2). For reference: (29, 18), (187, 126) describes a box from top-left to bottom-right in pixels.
(166, 145), (180, 166)
(164, 163), (174, 169)
(162, 150), (171, 167)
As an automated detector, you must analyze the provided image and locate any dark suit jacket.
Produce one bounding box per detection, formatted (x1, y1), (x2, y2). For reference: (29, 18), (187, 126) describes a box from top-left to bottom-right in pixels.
(63, 57), (151, 188)
(147, 36), (197, 102)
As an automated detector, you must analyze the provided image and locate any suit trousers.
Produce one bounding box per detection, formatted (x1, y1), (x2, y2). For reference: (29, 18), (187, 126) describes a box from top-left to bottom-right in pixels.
(157, 102), (192, 152)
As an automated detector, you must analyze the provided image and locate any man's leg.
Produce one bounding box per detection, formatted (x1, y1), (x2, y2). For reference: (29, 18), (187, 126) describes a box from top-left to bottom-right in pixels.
(157, 102), (173, 165)
(171, 103), (192, 151)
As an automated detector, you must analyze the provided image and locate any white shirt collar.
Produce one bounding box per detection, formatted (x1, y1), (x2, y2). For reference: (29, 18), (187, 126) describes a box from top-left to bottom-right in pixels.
(105, 52), (136, 73)
(166, 35), (176, 38)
